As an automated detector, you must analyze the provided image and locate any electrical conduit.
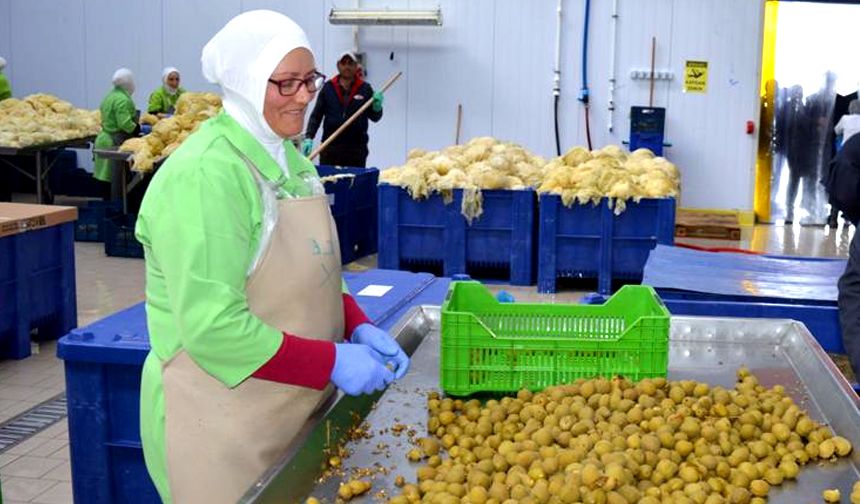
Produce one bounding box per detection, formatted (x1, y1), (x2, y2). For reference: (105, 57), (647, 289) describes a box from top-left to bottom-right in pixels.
(607, 0), (619, 133)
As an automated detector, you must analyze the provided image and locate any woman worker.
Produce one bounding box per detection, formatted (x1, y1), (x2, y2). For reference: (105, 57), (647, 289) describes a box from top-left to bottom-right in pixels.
(0, 57), (12, 101)
(135, 11), (409, 504)
(93, 68), (139, 199)
(148, 67), (184, 116)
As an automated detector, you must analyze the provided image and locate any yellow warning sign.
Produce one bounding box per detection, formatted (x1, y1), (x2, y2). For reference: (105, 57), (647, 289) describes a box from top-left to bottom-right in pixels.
(684, 60), (708, 93)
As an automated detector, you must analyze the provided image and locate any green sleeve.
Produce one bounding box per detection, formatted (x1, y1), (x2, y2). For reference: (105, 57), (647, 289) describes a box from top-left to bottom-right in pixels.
(116, 94), (137, 134)
(147, 89), (162, 114)
(0, 75), (11, 101)
(137, 144), (281, 387)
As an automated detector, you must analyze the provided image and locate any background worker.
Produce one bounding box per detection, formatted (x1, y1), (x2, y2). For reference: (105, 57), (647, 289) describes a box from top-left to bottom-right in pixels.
(303, 51), (383, 167)
(93, 68), (139, 199)
(148, 67), (185, 116)
(0, 57), (11, 101)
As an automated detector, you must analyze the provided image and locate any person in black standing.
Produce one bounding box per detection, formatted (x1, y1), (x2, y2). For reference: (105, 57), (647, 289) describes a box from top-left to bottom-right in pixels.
(302, 51), (383, 167)
(831, 134), (860, 378)
(784, 85), (817, 224)
(825, 89), (858, 227)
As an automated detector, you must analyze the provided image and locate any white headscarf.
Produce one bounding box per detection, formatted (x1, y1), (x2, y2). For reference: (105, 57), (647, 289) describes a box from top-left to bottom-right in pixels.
(112, 68), (135, 95)
(202, 10), (313, 173)
(162, 66), (180, 94)
(0, 57), (6, 71)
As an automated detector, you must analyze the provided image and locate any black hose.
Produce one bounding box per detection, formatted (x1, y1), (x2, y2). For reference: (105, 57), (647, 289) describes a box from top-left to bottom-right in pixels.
(584, 102), (593, 151)
(554, 94), (561, 156)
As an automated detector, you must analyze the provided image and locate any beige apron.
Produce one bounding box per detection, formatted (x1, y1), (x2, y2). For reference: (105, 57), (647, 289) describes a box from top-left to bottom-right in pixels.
(161, 152), (344, 503)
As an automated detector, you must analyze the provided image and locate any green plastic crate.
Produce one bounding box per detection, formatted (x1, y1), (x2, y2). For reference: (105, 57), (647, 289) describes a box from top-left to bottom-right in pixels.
(440, 282), (670, 395)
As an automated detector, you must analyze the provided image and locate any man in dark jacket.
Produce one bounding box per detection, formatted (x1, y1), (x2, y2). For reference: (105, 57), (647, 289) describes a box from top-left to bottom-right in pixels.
(303, 51), (383, 167)
(833, 134), (860, 378)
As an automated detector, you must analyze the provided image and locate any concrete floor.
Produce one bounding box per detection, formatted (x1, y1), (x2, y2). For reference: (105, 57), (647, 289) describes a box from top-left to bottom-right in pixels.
(0, 200), (853, 502)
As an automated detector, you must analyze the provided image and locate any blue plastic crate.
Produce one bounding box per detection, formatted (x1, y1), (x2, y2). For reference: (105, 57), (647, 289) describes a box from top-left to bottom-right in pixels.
(57, 304), (159, 504)
(104, 213), (144, 259)
(0, 222), (77, 359)
(378, 185), (536, 285)
(317, 165), (379, 264)
(538, 195), (675, 294)
(75, 201), (121, 242)
(57, 269), (446, 504)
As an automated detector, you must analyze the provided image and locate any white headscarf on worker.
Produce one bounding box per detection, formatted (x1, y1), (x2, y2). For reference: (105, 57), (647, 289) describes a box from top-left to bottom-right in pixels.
(162, 66), (180, 94)
(0, 57), (6, 71)
(112, 68), (135, 95)
(201, 9), (312, 173)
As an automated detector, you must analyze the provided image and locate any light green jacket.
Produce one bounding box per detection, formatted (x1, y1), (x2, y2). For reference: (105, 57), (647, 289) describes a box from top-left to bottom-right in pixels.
(93, 86), (137, 182)
(147, 86), (185, 115)
(0, 73), (11, 101)
(135, 111), (324, 503)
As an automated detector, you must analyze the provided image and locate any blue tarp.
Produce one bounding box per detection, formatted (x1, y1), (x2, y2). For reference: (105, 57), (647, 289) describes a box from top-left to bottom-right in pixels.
(642, 245), (845, 301)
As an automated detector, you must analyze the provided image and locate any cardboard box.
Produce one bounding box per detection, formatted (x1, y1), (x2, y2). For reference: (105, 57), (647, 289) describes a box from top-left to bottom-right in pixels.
(0, 203), (78, 238)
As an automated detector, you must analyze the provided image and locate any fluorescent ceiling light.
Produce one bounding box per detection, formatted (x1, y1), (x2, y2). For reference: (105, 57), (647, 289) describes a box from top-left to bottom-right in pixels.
(328, 8), (442, 26)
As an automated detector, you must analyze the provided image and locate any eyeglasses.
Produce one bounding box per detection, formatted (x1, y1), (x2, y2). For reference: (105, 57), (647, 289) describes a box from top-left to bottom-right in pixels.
(268, 72), (326, 97)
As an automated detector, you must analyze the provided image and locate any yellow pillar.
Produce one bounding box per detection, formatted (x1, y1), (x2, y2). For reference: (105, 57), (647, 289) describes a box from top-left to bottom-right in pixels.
(754, 0), (779, 223)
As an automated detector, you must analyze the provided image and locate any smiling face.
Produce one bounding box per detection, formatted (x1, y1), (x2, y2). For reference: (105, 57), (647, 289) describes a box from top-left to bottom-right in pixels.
(263, 48), (316, 138)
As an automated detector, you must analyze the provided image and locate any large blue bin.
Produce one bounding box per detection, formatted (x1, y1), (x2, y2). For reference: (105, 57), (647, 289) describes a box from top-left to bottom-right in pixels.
(75, 201), (121, 242)
(104, 213), (144, 259)
(378, 185), (536, 285)
(57, 269), (447, 504)
(538, 195), (675, 294)
(317, 165), (379, 264)
(0, 220), (77, 359)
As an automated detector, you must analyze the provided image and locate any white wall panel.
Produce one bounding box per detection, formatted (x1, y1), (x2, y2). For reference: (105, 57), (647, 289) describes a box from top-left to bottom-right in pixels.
(665, 0), (763, 210)
(162, 0), (241, 94)
(404, 0), (494, 157)
(346, 0), (410, 168)
(10, 0), (87, 106)
(83, 0), (163, 110)
(491, 0), (556, 158)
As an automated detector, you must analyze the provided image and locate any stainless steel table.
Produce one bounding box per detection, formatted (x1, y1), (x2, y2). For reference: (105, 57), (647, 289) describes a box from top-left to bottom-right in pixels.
(0, 136), (95, 203)
(240, 309), (860, 504)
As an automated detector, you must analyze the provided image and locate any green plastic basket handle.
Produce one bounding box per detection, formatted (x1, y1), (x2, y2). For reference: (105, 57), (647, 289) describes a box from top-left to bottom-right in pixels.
(467, 312), (626, 343)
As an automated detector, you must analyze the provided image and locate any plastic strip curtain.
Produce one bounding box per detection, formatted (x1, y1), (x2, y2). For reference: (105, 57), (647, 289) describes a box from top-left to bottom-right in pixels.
(767, 1), (851, 226)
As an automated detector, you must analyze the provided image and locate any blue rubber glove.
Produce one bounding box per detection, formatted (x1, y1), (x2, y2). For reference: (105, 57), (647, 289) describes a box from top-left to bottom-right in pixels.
(372, 91), (384, 113)
(351, 323), (410, 379)
(301, 138), (313, 157)
(331, 343), (395, 396)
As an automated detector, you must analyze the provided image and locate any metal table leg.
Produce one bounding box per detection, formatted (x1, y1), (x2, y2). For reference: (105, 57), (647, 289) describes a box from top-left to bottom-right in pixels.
(35, 150), (43, 203)
(122, 162), (128, 214)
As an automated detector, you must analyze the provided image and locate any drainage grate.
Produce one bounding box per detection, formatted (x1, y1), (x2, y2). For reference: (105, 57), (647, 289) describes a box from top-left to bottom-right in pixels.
(0, 393), (67, 452)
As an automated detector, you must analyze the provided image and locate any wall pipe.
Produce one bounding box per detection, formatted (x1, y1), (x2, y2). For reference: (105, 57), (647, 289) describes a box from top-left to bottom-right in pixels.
(578, 0), (593, 150)
(607, 0), (619, 133)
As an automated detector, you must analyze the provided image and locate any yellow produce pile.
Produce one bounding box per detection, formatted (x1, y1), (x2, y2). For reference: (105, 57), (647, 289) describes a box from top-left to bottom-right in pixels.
(379, 137), (546, 222)
(119, 92), (221, 172)
(386, 368), (854, 504)
(139, 113), (160, 126)
(538, 146), (680, 215)
(380, 139), (680, 221)
(0, 94), (100, 148)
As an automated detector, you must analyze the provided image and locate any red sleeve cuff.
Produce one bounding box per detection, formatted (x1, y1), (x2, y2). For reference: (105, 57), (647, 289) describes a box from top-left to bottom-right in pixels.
(252, 334), (335, 390)
(343, 293), (371, 340)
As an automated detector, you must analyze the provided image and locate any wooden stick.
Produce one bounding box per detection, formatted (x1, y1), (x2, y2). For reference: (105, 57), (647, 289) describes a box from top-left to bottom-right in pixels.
(309, 71), (403, 160)
(649, 36), (656, 107)
(455, 104), (463, 145)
